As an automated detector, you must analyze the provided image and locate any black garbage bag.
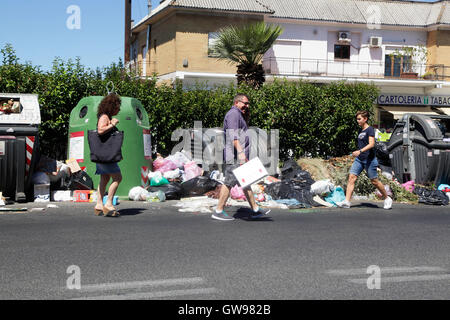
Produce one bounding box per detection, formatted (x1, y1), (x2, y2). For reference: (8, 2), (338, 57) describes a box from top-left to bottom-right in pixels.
(181, 176), (219, 197)
(280, 160), (316, 186)
(266, 179), (319, 207)
(66, 171), (94, 190)
(148, 182), (183, 200)
(375, 142), (391, 166)
(281, 159), (303, 180)
(265, 181), (282, 198)
(414, 187), (449, 206)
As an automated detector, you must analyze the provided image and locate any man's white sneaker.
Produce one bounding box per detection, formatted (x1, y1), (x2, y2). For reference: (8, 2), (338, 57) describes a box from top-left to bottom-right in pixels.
(383, 196), (393, 210)
(336, 200), (351, 208)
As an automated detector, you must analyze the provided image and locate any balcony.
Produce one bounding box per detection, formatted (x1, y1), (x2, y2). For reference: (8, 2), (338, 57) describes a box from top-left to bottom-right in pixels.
(262, 57), (450, 81)
(124, 60), (157, 77)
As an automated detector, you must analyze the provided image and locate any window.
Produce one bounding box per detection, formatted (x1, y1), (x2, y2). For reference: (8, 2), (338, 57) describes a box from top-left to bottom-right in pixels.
(208, 32), (219, 57)
(334, 44), (350, 60)
(384, 55), (412, 77)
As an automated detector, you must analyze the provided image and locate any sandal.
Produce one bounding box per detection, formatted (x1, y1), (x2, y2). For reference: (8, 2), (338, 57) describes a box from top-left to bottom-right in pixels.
(94, 208), (103, 216)
(111, 211), (120, 217)
(103, 207), (119, 217)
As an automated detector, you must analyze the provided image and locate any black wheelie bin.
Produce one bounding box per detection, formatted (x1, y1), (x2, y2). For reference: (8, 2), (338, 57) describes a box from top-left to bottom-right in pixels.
(0, 94), (41, 202)
(386, 113), (450, 185)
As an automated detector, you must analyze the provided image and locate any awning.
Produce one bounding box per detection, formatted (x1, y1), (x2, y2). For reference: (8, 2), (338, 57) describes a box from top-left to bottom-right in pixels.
(437, 107), (450, 116)
(380, 106), (440, 120)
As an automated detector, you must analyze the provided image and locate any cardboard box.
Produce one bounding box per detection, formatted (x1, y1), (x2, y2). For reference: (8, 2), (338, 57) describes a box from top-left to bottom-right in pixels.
(73, 190), (91, 202)
(66, 158), (81, 173)
(232, 157), (268, 189)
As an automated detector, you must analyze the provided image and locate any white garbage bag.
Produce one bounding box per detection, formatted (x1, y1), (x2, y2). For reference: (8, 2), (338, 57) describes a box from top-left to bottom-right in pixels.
(147, 170), (162, 179)
(166, 151), (191, 168)
(310, 179), (335, 195)
(163, 168), (181, 179)
(128, 186), (150, 201)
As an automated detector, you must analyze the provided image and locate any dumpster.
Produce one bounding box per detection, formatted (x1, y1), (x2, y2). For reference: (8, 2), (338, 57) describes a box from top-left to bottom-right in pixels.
(0, 93), (41, 202)
(386, 113), (450, 185)
(67, 96), (152, 199)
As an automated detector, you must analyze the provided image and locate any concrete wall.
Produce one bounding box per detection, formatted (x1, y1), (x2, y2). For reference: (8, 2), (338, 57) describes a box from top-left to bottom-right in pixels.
(428, 30), (450, 79)
(174, 12), (261, 74)
(147, 13), (177, 76)
(134, 11), (262, 78)
(263, 20), (428, 77)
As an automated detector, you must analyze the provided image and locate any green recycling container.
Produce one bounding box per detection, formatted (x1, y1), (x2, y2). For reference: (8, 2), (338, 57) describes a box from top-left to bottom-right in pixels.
(67, 96), (152, 199)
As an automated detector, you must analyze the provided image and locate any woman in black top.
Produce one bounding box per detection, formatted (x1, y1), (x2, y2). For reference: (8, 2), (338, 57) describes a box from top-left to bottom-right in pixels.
(337, 111), (392, 210)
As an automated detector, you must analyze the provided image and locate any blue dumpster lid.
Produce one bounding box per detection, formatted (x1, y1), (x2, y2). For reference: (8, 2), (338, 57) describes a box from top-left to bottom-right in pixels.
(0, 93), (41, 125)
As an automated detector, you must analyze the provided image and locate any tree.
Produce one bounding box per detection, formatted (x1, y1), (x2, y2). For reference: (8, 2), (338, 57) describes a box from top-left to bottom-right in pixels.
(211, 21), (283, 89)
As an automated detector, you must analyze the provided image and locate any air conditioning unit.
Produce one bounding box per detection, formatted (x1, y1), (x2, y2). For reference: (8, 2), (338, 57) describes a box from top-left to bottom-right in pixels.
(369, 36), (382, 47)
(338, 31), (351, 42)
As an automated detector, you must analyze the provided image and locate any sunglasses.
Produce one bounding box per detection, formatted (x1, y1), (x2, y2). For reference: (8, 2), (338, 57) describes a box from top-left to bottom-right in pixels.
(239, 101), (250, 105)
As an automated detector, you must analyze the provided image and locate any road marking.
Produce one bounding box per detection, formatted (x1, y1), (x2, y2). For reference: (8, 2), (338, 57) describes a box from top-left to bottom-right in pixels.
(326, 266), (447, 276)
(76, 277), (205, 292)
(349, 274), (450, 284)
(70, 287), (218, 300)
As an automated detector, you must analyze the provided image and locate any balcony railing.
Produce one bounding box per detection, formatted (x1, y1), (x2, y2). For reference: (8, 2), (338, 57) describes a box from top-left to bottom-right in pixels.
(124, 60), (157, 77)
(262, 57), (450, 81)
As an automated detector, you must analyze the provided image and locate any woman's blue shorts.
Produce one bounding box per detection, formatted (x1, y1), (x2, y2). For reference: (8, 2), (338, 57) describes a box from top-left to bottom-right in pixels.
(349, 157), (378, 179)
(95, 162), (121, 175)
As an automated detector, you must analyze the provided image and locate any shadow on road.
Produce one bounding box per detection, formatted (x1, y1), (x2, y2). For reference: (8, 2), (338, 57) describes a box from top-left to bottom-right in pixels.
(352, 202), (380, 209)
(233, 208), (274, 222)
(117, 208), (147, 216)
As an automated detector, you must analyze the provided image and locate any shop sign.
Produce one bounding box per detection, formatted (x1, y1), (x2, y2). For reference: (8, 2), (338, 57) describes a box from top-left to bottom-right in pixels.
(378, 94), (450, 106)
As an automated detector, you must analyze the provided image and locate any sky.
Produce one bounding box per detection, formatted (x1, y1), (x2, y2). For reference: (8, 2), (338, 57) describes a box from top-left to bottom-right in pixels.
(0, 0), (160, 71)
(0, 0), (440, 71)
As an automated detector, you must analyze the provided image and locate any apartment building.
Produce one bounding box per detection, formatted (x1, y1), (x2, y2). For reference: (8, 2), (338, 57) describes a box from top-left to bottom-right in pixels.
(127, 0), (450, 127)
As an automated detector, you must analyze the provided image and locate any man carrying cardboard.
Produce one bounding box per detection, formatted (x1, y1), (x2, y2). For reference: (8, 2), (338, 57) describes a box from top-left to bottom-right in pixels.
(212, 94), (270, 221)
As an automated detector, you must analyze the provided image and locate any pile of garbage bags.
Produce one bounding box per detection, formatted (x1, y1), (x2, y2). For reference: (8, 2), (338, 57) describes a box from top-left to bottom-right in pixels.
(414, 185), (449, 206)
(136, 153), (349, 211)
(128, 152), (355, 210)
(129, 151), (221, 202)
(395, 179), (449, 206)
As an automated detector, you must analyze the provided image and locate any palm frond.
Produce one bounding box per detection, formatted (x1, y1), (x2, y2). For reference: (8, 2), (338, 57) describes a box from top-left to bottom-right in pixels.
(211, 22), (283, 66)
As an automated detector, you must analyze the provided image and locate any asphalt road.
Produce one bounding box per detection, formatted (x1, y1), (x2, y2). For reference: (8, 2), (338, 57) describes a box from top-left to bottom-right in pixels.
(0, 200), (449, 300)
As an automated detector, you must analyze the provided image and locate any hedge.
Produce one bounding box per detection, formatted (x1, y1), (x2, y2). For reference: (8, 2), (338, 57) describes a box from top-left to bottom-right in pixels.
(0, 44), (379, 161)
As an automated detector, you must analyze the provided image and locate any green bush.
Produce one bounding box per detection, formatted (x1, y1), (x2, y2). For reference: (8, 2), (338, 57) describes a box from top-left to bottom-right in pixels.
(1, 44), (379, 160)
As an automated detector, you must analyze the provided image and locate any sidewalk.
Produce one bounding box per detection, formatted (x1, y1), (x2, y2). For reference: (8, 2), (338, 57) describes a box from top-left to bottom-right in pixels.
(0, 199), (425, 216)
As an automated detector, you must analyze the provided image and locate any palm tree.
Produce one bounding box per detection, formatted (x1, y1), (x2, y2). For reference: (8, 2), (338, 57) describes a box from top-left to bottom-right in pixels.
(211, 21), (283, 89)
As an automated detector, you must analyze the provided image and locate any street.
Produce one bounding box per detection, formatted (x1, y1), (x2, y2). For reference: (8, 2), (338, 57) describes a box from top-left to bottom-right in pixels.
(0, 200), (449, 300)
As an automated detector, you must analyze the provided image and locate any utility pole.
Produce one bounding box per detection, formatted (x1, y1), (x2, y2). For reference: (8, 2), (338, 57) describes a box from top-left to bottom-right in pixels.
(125, 0), (132, 63)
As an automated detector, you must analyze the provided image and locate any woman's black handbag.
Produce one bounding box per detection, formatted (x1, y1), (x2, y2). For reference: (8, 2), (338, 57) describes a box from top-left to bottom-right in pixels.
(88, 128), (124, 163)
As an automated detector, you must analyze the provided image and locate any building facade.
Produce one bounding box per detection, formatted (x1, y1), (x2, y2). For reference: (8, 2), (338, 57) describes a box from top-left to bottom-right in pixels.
(128, 0), (450, 128)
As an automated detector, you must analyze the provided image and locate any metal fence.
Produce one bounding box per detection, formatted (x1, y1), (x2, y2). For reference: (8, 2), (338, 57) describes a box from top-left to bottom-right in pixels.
(262, 57), (449, 81)
(125, 58), (450, 81)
